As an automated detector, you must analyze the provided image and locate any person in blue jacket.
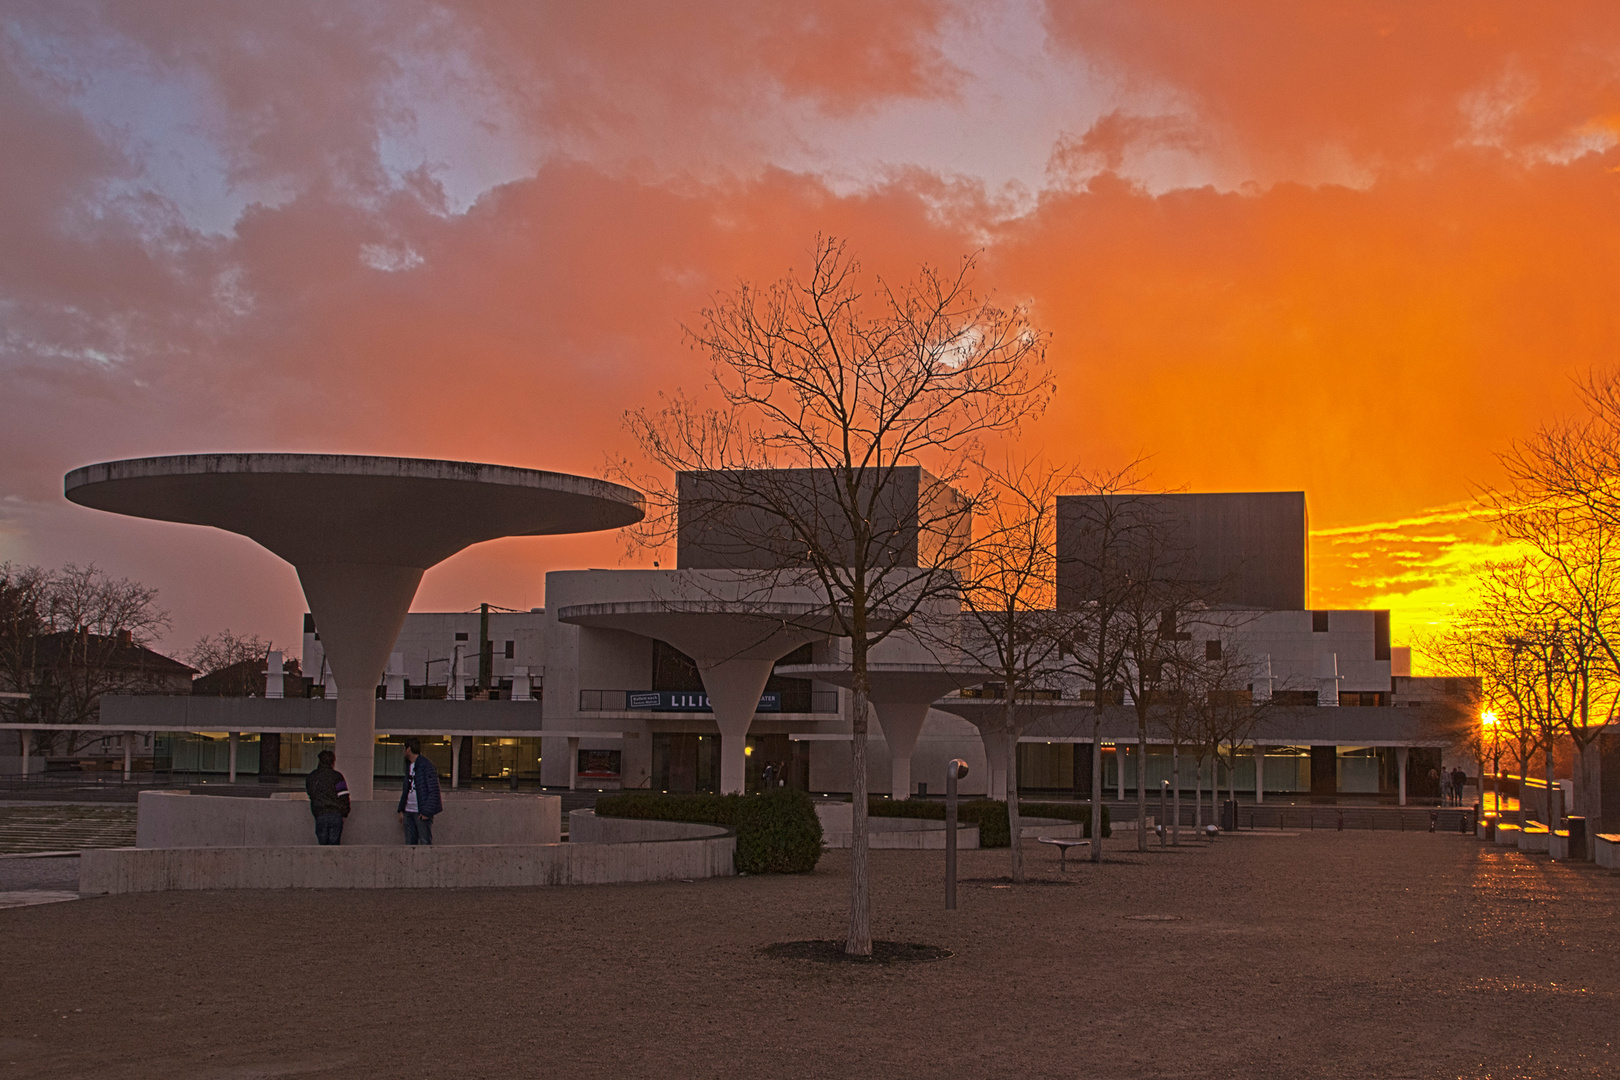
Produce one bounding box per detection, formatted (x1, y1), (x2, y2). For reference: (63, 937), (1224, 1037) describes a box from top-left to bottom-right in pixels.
(397, 737), (443, 845)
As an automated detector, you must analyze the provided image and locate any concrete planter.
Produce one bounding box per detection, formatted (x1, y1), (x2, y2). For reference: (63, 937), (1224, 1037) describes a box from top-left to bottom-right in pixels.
(1520, 825), (1550, 853)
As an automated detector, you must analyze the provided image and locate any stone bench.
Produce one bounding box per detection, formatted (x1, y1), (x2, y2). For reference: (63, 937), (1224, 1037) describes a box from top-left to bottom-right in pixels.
(1520, 824), (1550, 853)
(1494, 822), (1521, 846)
(1549, 829), (1570, 860)
(1596, 834), (1620, 870)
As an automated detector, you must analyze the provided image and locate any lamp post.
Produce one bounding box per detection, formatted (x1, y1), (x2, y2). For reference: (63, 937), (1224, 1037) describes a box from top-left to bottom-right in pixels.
(1482, 710), (1500, 834)
(945, 758), (969, 910)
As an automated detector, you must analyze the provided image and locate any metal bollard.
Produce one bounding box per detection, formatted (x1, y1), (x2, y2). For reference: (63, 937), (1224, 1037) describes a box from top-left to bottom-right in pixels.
(945, 758), (969, 911)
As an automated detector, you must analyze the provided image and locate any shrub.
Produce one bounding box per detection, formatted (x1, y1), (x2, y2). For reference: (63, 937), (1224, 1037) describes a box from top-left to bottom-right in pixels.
(866, 797), (1109, 848)
(594, 788), (823, 874)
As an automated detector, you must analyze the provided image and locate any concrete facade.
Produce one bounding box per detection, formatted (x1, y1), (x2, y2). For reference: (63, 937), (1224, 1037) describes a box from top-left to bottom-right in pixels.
(1057, 491), (1309, 611)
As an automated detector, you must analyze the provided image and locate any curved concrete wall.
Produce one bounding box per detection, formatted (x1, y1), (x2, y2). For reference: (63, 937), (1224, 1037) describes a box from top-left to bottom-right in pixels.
(816, 803), (981, 849)
(567, 808), (730, 844)
(81, 834), (736, 894)
(136, 790), (561, 848)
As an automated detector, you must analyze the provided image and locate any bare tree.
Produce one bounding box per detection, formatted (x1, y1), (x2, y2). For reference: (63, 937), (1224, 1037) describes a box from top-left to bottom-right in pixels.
(0, 563), (175, 757)
(959, 458), (1074, 882)
(189, 630), (282, 696)
(624, 237), (1052, 956)
(1054, 465), (1159, 863)
(1481, 369), (1620, 821)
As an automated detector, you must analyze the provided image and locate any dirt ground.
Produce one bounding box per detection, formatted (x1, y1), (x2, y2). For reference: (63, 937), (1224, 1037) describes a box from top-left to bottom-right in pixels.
(2, 830), (1616, 1079)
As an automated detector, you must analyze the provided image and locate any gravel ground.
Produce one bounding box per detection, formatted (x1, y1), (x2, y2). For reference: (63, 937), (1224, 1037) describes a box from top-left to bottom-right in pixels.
(2, 831), (1616, 1079)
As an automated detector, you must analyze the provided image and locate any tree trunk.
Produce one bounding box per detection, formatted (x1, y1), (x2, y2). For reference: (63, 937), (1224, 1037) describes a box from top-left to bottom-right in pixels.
(1006, 718), (1022, 883)
(1136, 723), (1148, 851)
(1090, 713), (1104, 862)
(846, 680), (872, 957)
(1171, 744), (1181, 846)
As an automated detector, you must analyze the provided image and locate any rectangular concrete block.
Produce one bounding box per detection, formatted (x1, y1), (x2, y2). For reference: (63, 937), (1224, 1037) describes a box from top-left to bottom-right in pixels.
(1595, 834), (1620, 869)
(80, 833), (736, 895)
(1520, 825), (1550, 853)
(1495, 823), (1521, 846)
(137, 790), (561, 848)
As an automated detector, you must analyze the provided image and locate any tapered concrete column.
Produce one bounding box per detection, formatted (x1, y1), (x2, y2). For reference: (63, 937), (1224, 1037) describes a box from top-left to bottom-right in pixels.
(123, 733), (132, 780)
(1398, 746), (1409, 806)
(873, 701), (930, 800)
(699, 659), (777, 795)
(1254, 745), (1265, 804)
(228, 732), (239, 783)
(567, 737), (580, 790)
(973, 724), (1009, 802)
(451, 735), (462, 788)
(297, 563), (423, 802)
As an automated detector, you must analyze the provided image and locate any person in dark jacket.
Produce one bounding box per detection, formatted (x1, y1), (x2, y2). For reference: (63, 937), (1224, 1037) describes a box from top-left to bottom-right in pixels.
(305, 749), (350, 845)
(397, 738), (443, 845)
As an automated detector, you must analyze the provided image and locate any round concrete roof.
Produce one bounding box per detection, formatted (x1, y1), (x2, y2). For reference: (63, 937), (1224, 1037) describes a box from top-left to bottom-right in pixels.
(64, 454), (645, 567)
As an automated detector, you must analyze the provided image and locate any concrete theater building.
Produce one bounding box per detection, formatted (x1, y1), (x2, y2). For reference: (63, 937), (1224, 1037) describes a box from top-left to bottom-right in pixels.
(77, 457), (1472, 808)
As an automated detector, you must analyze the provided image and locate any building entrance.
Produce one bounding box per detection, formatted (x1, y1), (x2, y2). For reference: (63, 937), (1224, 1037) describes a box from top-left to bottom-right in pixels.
(652, 733), (720, 793)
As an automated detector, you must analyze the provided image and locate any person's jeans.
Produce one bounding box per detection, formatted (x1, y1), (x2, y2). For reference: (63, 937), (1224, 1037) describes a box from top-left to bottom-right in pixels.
(314, 813), (344, 846)
(403, 812), (434, 845)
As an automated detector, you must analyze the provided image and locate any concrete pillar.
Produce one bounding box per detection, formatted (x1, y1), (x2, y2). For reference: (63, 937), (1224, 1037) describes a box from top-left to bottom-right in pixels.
(451, 735), (462, 788)
(123, 733), (132, 780)
(385, 652), (406, 700)
(296, 562), (423, 802)
(265, 650), (284, 699)
(1318, 652), (1340, 706)
(567, 737), (580, 791)
(1254, 744), (1265, 804)
(1398, 746), (1409, 806)
(872, 701), (930, 800)
(1117, 745), (1127, 801)
(228, 732), (239, 783)
(697, 658), (776, 795)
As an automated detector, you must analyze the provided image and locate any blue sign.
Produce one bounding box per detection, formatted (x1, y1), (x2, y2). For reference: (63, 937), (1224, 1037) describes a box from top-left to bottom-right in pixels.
(627, 691), (780, 712)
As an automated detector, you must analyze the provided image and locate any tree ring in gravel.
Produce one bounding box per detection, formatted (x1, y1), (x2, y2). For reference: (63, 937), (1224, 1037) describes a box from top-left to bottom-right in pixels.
(762, 940), (953, 963)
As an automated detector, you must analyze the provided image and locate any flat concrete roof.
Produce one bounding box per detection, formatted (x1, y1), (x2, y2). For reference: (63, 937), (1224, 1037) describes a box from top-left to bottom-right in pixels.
(64, 454), (645, 566)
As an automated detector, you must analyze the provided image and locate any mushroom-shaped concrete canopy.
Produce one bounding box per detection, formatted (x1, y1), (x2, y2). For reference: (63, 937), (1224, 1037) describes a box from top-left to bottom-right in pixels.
(66, 454), (645, 799)
(776, 662), (991, 800)
(555, 600), (847, 795)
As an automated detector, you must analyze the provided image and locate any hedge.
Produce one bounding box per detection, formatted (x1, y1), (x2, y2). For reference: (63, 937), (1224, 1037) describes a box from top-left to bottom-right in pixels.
(867, 797), (1110, 848)
(593, 788), (823, 874)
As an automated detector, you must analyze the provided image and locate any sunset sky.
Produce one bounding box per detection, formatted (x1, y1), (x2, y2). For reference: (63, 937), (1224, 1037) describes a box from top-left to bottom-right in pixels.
(3, 2), (1618, 667)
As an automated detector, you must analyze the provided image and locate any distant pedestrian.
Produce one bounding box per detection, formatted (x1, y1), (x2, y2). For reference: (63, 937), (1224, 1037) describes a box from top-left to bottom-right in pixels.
(761, 762), (776, 790)
(398, 738), (443, 845)
(305, 749), (350, 845)
(1451, 768), (1466, 806)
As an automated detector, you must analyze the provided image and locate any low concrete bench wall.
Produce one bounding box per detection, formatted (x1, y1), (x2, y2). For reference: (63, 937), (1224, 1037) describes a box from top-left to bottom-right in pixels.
(81, 832), (736, 894)
(1495, 822), (1521, 846)
(1520, 824), (1550, 853)
(567, 809), (732, 845)
(1596, 834), (1620, 870)
(1549, 830), (1570, 860)
(136, 790), (560, 848)
(817, 803), (981, 850)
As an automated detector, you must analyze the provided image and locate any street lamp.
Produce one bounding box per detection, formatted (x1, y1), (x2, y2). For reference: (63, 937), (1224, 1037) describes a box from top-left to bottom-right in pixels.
(1481, 709), (1501, 829)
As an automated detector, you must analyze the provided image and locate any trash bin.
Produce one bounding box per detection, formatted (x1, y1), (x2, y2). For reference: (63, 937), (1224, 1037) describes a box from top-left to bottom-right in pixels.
(1221, 799), (1238, 832)
(1569, 815), (1587, 861)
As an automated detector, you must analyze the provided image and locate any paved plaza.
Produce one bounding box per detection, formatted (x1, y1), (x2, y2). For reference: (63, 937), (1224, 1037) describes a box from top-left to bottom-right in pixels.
(2, 830), (1615, 1079)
